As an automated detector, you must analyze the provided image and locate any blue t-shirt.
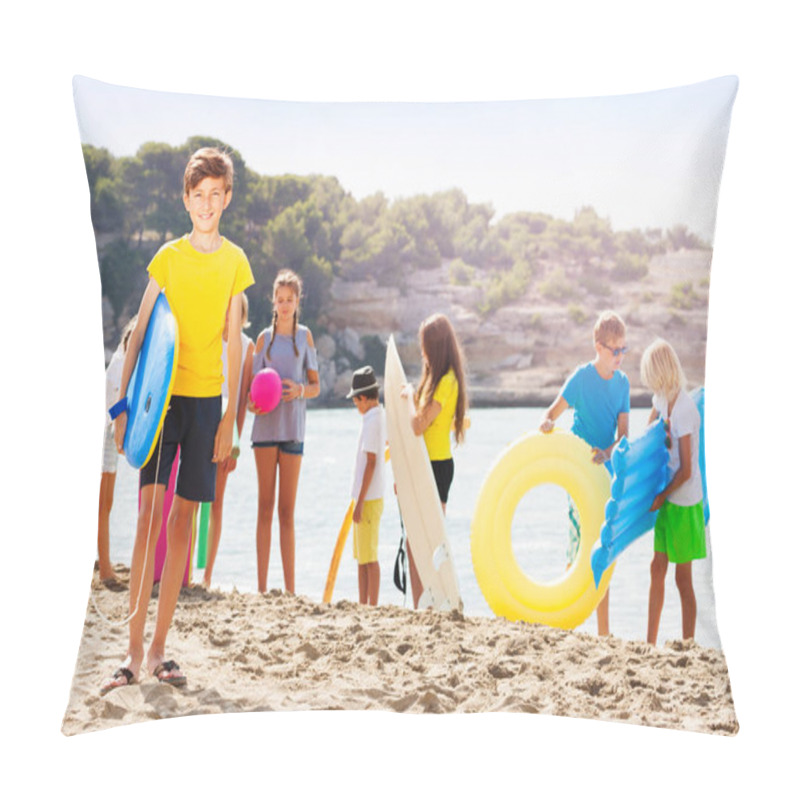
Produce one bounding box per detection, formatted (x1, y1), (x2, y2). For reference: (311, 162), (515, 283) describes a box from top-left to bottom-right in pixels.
(560, 362), (630, 451)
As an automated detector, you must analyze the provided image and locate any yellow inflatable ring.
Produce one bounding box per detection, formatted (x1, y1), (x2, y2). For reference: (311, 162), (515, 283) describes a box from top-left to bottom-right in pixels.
(471, 430), (614, 629)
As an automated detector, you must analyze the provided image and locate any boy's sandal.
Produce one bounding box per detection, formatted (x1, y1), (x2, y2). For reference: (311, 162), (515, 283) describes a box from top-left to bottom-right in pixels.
(100, 667), (136, 696)
(153, 660), (187, 688)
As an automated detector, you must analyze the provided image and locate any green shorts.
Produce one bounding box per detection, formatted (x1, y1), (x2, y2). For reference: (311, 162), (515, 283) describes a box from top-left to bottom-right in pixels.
(654, 500), (707, 563)
(353, 498), (383, 565)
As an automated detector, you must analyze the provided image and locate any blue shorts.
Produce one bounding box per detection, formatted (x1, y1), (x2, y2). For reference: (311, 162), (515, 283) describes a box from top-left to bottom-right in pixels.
(139, 395), (221, 503)
(252, 440), (304, 456)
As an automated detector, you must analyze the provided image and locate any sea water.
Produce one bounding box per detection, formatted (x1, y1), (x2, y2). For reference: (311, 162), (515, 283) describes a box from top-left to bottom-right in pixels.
(107, 407), (722, 648)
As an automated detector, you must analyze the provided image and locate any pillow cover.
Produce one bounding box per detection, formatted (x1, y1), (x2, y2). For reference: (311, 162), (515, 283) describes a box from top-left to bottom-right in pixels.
(64, 74), (738, 736)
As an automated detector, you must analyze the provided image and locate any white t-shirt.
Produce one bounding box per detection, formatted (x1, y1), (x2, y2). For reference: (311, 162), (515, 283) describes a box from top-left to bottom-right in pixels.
(654, 389), (703, 507)
(351, 405), (387, 502)
(222, 331), (253, 402)
(104, 345), (125, 424)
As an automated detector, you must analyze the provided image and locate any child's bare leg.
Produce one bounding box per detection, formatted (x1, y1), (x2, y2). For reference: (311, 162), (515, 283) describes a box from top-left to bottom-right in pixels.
(407, 544), (422, 609)
(254, 447), (279, 592)
(277, 452), (302, 594)
(147, 495), (196, 677)
(675, 562), (696, 640)
(97, 471), (118, 581)
(596, 589), (610, 636)
(366, 561), (380, 606)
(358, 563), (368, 604)
(204, 465), (229, 587)
(647, 552), (668, 645)
(102, 483), (164, 690)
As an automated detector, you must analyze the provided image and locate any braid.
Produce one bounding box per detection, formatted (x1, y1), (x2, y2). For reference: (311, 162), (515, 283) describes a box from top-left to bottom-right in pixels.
(266, 310), (278, 360)
(292, 310), (299, 357)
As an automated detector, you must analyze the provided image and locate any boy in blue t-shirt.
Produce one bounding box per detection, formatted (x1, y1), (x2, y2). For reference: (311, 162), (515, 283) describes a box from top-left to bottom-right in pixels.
(539, 310), (630, 636)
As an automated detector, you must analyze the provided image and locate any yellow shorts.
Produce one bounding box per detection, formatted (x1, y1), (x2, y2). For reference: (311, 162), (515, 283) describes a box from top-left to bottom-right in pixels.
(353, 498), (383, 565)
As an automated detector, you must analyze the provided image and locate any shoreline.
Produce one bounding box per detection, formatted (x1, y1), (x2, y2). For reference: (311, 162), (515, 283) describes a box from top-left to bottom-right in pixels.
(320, 390), (657, 410)
(62, 568), (738, 736)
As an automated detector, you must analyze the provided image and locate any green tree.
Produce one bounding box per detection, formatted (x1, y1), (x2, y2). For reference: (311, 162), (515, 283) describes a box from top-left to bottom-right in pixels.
(99, 239), (152, 317)
(667, 224), (708, 251)
(81, 145), (124, 233)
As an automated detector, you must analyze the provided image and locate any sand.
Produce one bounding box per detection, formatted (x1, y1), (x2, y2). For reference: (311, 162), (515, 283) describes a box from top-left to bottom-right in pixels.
(61, 566), (738, 736)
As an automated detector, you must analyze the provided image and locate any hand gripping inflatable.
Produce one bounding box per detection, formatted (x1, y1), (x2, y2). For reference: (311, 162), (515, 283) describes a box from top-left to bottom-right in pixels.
(471, 430), (613, 629)
(251, 368), (282, 413)
(591, 388), (710, 586)
(590, 419), (669, 586)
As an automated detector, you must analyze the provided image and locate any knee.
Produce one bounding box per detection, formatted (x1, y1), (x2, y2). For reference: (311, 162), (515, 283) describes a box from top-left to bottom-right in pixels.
(675, 568), (694, 594)
(257, 502), (275, 524)
(650, 555), (667, 583)
(137, 504), (162, 544)
(168, 505), (195, 544)
(277, 505), (295, 530)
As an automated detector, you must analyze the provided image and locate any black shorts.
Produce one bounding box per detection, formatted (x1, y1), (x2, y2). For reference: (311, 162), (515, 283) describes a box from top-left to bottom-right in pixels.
(430, 458), (455, 504)
(139, 395), (221, 503)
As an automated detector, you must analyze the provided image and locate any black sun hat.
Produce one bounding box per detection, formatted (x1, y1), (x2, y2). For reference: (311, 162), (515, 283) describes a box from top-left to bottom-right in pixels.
(346, 365), (380, 398)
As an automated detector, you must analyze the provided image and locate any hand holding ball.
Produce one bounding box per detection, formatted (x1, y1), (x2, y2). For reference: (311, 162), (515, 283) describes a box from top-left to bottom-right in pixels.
(251, 368), (282, 413)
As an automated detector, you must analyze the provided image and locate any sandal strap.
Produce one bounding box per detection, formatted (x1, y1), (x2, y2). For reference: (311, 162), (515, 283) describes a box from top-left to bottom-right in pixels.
(112, 667), (134, 683)
(154, 660), (181, 677)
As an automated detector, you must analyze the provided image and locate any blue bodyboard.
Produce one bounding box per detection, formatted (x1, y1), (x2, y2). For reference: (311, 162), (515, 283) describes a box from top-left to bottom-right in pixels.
(124, 292), (179, 470)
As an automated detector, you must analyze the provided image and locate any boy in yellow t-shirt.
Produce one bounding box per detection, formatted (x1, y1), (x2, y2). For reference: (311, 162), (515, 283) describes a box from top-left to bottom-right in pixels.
(102, 148), (254, 695)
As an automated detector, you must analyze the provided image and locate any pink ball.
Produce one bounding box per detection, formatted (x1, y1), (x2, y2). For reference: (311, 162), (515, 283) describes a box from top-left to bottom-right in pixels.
(251, 368), (282, 413)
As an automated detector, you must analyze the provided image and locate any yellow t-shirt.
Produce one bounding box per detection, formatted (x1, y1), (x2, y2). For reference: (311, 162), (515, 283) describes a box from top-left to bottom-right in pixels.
(423, 369), (458, 460)
(148, 236), (254, 397)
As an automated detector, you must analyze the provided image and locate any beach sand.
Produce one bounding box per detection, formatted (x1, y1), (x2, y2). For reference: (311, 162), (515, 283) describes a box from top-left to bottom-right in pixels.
(62, 566), (738, 736)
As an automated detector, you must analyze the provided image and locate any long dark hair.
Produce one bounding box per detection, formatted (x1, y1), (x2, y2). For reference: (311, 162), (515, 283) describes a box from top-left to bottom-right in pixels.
(414, 313), (468, 445)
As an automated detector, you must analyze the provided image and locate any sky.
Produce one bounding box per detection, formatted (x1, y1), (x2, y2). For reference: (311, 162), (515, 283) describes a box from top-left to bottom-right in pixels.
(73, 74), (737, 241)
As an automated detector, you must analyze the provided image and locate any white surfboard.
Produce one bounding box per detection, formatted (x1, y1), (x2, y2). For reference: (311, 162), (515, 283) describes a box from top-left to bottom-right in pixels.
(384, 335), (462, 611)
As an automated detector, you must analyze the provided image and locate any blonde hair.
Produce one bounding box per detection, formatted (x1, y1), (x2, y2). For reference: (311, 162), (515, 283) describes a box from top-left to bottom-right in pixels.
(594, 310), (626, 344)
(267, 270), (302, 359)
(415, 313), (468, 445)
(640, 338), (686, 401)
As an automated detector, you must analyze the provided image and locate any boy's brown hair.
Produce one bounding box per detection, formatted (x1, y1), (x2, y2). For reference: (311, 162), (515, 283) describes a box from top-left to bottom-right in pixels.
(593, 310), (626, 344)
(184, 147), (234, 195)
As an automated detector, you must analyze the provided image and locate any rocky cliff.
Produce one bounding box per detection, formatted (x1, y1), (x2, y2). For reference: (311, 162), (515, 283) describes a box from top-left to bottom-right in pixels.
(315, 248), (713, 407)
(101, 249), (713, 408)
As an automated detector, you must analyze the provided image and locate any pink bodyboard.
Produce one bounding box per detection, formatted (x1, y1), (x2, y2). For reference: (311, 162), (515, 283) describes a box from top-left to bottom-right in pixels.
(142, 448), (193, 586)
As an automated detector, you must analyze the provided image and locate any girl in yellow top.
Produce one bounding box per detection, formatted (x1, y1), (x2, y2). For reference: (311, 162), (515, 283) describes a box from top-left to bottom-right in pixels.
(406, 313), (468, 607)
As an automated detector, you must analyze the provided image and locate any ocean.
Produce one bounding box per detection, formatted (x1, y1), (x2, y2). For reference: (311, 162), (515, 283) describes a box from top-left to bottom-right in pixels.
(106, 406), (722, 649)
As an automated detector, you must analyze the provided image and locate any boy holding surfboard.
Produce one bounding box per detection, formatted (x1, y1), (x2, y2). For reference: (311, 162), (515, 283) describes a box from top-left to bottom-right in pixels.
(102, 147), (254, 694)
(348, 366), (387, 606)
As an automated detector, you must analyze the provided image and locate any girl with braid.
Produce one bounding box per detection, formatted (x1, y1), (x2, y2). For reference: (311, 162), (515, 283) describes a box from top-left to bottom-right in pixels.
(249, 270), (320, 593)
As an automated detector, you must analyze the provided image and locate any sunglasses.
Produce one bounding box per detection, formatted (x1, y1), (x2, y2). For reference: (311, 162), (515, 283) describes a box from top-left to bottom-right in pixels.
(600, 342), (629, 357)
